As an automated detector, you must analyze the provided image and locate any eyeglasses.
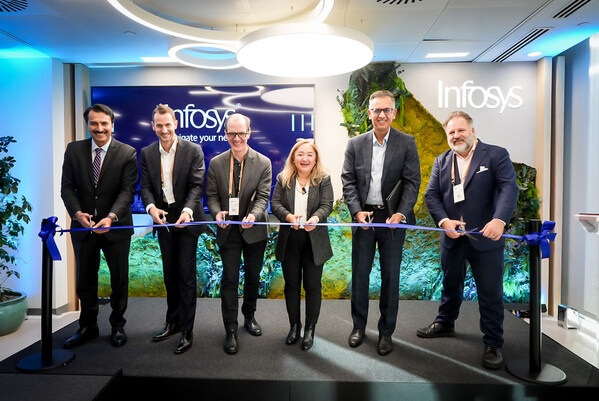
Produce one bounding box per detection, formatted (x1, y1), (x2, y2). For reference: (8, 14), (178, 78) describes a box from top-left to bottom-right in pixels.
(370, 108), (394, 115)
(225, 132), (249, 138)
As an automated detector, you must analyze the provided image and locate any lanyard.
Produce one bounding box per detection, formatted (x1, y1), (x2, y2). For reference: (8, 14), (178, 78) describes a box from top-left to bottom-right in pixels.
(228, 153), (244, 197)
(451, 144), (476, 186)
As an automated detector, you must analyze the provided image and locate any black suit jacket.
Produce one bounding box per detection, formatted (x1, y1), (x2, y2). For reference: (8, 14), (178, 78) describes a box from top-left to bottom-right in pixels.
(271, 174), (334, 266)
(341, 128), (421, 226)
(425, 140), (519, 251)
(140, 138), (206, 236)
(61, 138), (137, 242)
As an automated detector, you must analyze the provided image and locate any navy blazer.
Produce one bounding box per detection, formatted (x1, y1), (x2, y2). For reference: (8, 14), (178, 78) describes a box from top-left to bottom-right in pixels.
(271, 174), (334, 266)
(341, 127), (421, 226)
(425, 140), (519, 251)
(61, 138), (137, 242)
(140, 138), (206, 236)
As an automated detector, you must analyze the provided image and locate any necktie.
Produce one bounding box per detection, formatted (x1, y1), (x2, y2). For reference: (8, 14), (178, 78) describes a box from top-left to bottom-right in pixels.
(93, 148), (103, 185)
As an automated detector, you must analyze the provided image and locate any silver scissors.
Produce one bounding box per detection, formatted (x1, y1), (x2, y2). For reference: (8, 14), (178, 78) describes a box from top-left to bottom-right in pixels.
(458, 216), (478, 241)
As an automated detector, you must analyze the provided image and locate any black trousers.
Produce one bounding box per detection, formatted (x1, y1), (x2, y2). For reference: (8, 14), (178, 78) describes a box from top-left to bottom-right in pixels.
(281, 229), (323, 327)
(157, 226), (199, 332)
(72, 234), (130, 330)
(219, 227), (266, 331)
(435, 237), (505, 348)
(351, 208), (406, 336)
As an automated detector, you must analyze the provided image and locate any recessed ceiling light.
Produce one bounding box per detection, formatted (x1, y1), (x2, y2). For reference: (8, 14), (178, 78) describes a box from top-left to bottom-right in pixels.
(527, 51), (543, 57)
(425, 52), (470, 58)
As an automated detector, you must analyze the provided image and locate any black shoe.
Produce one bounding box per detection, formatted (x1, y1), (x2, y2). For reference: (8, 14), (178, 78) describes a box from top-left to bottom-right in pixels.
(174, 331), (193, 355)
(286, 324), (302, 345)
(63, 325), (99, 349)
(348, 328), (365, 348)
(224, 329), (238, 354)
(301, 326), (315, 351)
(111, 328), (127, 347)
(416, 322), (455, 338)
(482, 346), (504, 370)
(377, 335), (393, 356)
(244, 316), (263, 336)
(152, 322), (180, 342)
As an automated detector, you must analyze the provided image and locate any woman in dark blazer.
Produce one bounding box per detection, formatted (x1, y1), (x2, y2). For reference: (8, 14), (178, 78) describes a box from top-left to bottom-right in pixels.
(271, 139), (334, 350)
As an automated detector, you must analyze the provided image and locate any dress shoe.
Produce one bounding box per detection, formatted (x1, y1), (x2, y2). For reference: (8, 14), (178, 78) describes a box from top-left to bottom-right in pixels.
(174, 331), (193, 355)
(416, 322), (455, 338)
(482, 346), (504, 370)
(286, 324), (302, 345)
(224, 329), (238, 354)
(301, 325), (315, 351)
(63, 325), (99, 349)
(377, 335), (393, 356)
(244, 316), (263, 336)
(348, 328), (365, 348)
(111, 328), (127, 347)
(152, 322), (180, 342)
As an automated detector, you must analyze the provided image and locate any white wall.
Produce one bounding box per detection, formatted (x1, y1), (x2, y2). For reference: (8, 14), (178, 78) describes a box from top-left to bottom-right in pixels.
(0, 57), (69, 311)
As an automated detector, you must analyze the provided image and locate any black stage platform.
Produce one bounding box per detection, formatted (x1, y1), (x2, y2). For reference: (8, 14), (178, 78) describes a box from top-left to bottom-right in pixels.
(1, 298), (598, 400)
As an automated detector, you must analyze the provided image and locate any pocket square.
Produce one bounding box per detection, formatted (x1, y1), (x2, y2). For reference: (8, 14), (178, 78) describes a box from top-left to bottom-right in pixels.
(476, 166), (488, 174)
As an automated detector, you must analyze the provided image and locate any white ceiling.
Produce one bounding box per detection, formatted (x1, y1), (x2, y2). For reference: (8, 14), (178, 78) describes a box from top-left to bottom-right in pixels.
(1, 0), (598, 68)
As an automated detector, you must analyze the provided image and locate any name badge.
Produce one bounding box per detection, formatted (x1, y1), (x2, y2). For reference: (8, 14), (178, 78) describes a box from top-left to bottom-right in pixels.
(453, 183), (465, 203)
(229, 197), (240, 216)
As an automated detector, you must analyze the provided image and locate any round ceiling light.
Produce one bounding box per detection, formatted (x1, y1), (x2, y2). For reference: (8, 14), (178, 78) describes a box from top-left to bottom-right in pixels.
(237, 23), (374, 78)
(168, 43), (241, 69)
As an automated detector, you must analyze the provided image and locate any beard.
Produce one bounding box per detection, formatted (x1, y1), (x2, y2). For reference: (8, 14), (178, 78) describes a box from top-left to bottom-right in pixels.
(449, 137), (474, 155)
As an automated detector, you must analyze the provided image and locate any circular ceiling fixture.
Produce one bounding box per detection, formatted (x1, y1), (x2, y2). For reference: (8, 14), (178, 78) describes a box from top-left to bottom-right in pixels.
(237, 23), (374, 78)
(168, 43), (241, 69)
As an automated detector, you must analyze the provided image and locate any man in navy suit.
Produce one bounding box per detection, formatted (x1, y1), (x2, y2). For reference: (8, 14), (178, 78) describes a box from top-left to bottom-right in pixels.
(141, 104), (206, 354)
(417, 111), (518, 370)
(61, 104), (137, 349)
(341, 90), (421, 355)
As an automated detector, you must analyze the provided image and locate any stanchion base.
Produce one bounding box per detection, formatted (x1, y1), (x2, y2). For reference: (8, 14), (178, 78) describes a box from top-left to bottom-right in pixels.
(506, 359), (567, 385)
(16, 349), (74, 372)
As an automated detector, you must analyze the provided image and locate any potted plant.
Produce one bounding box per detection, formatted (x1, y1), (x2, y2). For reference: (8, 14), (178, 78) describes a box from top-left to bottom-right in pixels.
(0, 136), (32, 336)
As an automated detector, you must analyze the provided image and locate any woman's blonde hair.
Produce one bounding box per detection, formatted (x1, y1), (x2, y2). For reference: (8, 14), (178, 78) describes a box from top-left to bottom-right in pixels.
(280, 139), (328, 188)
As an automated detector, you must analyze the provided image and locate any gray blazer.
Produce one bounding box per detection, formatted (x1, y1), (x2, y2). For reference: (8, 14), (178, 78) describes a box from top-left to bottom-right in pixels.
(271, 174), (334, 266)
(206, 147), (272, 246)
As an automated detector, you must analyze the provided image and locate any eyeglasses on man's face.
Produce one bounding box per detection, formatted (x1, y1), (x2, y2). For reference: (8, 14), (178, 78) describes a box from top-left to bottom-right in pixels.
(225, 131), (249, 139)
(370, 108), (394, 115)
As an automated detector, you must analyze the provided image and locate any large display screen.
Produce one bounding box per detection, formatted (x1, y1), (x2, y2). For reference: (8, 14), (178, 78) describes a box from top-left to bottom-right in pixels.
(91, 85), (315, 213)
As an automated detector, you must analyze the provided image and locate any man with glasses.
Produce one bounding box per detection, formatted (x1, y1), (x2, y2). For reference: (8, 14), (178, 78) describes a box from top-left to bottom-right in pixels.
(341, 90), (421, 355)
(206, 113), (272, 354)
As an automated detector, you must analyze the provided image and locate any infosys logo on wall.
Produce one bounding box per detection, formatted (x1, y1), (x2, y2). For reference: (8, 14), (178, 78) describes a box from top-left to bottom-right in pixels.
(171, 104), (236, 132)
(438, 80), (523, 113)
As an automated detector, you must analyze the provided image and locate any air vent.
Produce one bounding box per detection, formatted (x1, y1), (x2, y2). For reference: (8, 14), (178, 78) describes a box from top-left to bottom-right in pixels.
(376, 0), (423, 5)
(553, 0), (590, 18)
(492, 28), (551, 62)
(0, 0), (27, 12)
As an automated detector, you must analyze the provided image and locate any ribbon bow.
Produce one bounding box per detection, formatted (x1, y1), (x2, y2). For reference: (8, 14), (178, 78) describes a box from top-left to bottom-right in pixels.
(38, 216), (62, 261)
(524, 221), (556, 259)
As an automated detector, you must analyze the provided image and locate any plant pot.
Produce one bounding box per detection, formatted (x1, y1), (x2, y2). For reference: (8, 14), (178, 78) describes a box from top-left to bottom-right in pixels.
(0, 291), (28, 336)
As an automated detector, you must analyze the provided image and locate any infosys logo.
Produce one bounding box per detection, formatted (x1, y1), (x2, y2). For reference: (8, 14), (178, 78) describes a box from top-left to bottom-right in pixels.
(171, 104), (236, 132)
(438, 80), (523, 113)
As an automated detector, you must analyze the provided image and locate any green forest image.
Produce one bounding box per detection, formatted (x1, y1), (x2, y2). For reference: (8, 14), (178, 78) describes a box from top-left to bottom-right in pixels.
(99, 62), (538, 303)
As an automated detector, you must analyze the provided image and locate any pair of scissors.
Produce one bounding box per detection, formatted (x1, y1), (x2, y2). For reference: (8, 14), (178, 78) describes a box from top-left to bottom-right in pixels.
(458, 216), (478, 241)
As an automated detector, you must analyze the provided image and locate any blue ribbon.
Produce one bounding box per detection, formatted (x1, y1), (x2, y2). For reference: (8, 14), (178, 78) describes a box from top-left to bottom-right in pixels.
(45, 216), (557, 260)
(524, 221), (556, 259)
(38, 216), (62, 261)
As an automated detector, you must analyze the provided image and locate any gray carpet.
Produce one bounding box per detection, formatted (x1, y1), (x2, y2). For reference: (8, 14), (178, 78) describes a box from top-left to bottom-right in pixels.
(1, 298), (598, 400)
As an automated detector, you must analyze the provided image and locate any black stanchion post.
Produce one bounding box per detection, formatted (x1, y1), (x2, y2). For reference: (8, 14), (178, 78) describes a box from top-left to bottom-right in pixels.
(506, 219), (566, 384)
(17, 219), (74, 371)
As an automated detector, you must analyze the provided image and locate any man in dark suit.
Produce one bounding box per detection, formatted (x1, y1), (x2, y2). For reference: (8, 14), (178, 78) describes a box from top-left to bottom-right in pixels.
(61, 103), (137, 348)
(417, 111), (518, 370)
(141, 103), (206, 355)
(341, 90), (421, 355)
(206, 113), (272, 354)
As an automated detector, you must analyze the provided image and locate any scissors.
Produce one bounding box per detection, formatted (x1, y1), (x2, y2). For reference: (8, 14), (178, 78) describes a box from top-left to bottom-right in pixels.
(162, 212), (170, 232)
(458, 216), (478, 241)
